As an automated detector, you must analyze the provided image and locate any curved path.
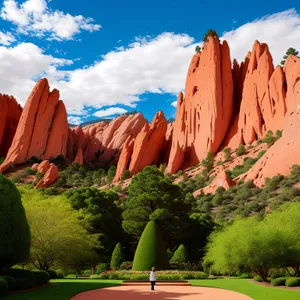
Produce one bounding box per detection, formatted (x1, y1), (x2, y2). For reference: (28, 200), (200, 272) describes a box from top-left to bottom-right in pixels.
(71, 285), (253, 300)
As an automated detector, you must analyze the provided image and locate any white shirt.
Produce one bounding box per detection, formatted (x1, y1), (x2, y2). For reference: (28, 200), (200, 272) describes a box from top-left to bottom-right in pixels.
(150, 271), (156, 281)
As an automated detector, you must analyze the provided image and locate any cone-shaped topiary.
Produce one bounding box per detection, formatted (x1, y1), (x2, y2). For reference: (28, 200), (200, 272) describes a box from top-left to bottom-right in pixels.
(110, 242), (125, 269)
(0, 175), (30, 270)
(132, 220), (169, 271)
(170, 244), (188, 264)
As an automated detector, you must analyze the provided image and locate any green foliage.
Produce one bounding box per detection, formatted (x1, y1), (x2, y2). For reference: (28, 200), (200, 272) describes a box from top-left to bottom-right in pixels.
(202, 29), (219, 43)
(170, 244), (188, 264)
(24, 167), (36, 176)
(0, 279), (8, 296)
(47, 270), (63, 279)
(0, 175), (30, 270)
(5, 269), (36, 290)
(236, 144), (246, 156)
(201, 151), (214, 174)
(28, 156), (40, 164)
(110, 243), (125, 269)
(132, 221), (169, 271)
(271, 277), (286, 286)
(121, 169), (130, 181)
(3, 276), (16, 291)
(223, 147), (232, 162)
(120, 261), (133, 270)
(34, 271), (50, 285)
(95, 263), (109, 275)
(276, 130), (283, 139)
(65, 187), (122, 258)
(195, 45), (201, 53)
(107, 165), (117, 183)
(285, 278), (300, 287)
(253, 275), (263, 282)
(281, 47), (299, 66)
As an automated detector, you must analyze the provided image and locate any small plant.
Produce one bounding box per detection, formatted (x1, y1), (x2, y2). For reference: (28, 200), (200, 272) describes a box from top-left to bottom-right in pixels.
(223, 147), (232, 162)
(236, 144), (246, 156)
(121, 170), (131, 180)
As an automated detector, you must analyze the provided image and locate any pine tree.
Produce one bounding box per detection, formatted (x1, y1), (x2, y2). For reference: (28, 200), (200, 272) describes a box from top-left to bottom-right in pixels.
(170, 244), (188, 264)
(281, 48), (299, 66)
(110, 242), (125, 269)
(202, 29), (219, 43)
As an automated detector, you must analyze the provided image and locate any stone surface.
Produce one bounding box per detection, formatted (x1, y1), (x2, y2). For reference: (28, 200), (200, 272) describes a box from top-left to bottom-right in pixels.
(37, 160), (51, 174)
(129, 111), (167, 175)
(74, 147), (84, 165)
(31, 163), (39, 170)
(166, 36), (234, 173)
(35, 164), (59, 189)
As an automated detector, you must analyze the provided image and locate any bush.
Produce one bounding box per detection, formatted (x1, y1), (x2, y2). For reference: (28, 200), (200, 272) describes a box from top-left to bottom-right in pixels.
(3, 276), (16, 291)
(285, 278), (300, 287)
(271, 277), (286, 286)
(223, 148), (232, 162)
(5, 269), (36, 290)
(121, 170), (131, 181)
(0, 279), (8, 296)
(110, 243), (125, 269)
(47, 269), (64, 279)
(236, 144), (246, 156)
(170, 245), (188, 264)
(65, 274), (77, 278)
(82, 270), (92, 277)
(120, 261), (133, 270)
(95, 263), (108, 275)
(212, 194), (223, 206)
(90, 274), (100, 279)
(33, 271), (49, 286)
(0, 175), (31, 270)
(253, 275), (263, 282)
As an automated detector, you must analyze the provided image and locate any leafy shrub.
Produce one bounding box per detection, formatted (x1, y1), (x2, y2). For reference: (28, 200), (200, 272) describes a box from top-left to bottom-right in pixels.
(170, 245), (188, 264)
(65, 274), (77, 278)
(212, 194), (223, 206)
(3, 276), (16, 291)
(0, 279), (8, 296)
(90, 274), (100, 279)
(33, 271), (49, 286)
(120, 261), (133, 270)
(5, 269), (36, 290)
(271, 277), (286, 286)
(95, 263), (109, 275)
(223, 148), (232, 162)
(47, 269), (63, 279)
(201, 152), (214, 173)
(285, 278), (300, 287)
(236, 144), (246, 156)
(121, 170), (130, 180)
(110, 243), (125, 269)
(253, 275), (263, 282)
(257, 150), (266, 159)
(82, 270), (92, 277)
(239, 273), (250, 278)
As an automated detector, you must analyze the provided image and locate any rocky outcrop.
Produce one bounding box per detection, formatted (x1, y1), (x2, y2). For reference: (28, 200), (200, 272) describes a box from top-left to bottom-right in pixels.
(35, 164), (59, 189)
(129, 111), (167, 175)
(37, 160), (51, 174)
(0, 94), (22, 157)
(240, 55), (300, 187)
(0, 79), (69, 173)
(166, 36), (234, 174)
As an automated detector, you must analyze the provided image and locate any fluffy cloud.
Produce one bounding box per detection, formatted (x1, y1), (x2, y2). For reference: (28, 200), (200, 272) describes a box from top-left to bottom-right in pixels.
(68, 116), (82, 125)
(171, 101), (177, 108)
(1, 0), (101, 40)
(93, 107), (128, 118)
(0, 30), (15, 45)
(0, 9), (300, 117)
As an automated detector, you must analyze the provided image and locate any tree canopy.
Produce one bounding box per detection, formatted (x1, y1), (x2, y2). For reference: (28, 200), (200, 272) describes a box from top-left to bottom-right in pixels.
(110, 242), (125, 269)
(281, 47), (299, 66)
(0, 175), (30, 270)
(202, 29), (219, 43)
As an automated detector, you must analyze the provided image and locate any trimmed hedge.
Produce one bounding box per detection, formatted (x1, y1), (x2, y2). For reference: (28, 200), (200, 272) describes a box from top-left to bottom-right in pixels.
(286, 278), (300, 287)
(33, 271), (49, 285)
(5, 269), (36, 290)
(3, 276), (16, 291)
(271, 277), (286, 286)
(170, 245), (188, 264)
(110, 243), (125, 269)
(47, 269), (64, 279)
(0, 279), (8, 296)
(253, 275), (263, 282)
(95, 263), (109, 275)
(99, 270), (207, 280)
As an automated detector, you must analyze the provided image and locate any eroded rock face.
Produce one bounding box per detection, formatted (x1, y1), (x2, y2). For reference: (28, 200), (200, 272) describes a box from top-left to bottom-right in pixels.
(166, 36), (234, 173)
(241, 55), (300, 187)
(37, 160), (51, 174)
(0, 79), (68, 173)
(35, 164), (59, 189)
(129, 111), (167, 175)
(0, 94), (22, 156)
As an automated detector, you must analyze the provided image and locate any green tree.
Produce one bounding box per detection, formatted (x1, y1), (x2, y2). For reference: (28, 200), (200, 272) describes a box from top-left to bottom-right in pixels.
(121, 170), (131, 181)
(201, 151), (214, 173)
(202, 29), (219, 43)
(223, 147), (232, 162)
(0, 175), (30, 271)
(236, 144), (246, 156)
(132, 221), (169, 271)
(25, 198), (96, 271)
(195, 45), (201, 53)
(110, 243), (125, 269)
(281, 47), (299, 66)
(170, 244), (188, 264)
(107, 165), (117, 183)
(65, 188), (123, 259)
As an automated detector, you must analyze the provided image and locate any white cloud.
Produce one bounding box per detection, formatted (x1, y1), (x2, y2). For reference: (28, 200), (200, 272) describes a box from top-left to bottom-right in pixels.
(93, 107), (128, 118)
(171, 101), (177, 108)
(0, 9), (300, 117)
(222, 9), (300, 64)
(68, 116), (81, 125)
(0, 30), (15, 45)
(1, 0), (101, 40)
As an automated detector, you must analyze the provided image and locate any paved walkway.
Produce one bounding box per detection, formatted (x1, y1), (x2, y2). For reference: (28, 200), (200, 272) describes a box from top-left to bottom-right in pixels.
(71, 285), (253, 299)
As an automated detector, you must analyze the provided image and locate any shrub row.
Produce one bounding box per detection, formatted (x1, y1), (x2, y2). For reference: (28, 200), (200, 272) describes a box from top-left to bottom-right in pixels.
(271, 277), (300, 287)
(97, 270), (208, 280)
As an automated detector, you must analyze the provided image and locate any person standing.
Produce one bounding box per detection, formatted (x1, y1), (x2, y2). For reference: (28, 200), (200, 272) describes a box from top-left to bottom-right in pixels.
(150, 267), (156, 290)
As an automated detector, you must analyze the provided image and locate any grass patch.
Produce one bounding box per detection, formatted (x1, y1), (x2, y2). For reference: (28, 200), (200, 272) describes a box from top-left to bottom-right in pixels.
(190, 279), (300, 300)
(6, 279), (121, 300)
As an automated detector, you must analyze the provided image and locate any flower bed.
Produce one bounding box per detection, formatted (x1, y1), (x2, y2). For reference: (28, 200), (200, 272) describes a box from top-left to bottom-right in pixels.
(97, 270), (208, 280)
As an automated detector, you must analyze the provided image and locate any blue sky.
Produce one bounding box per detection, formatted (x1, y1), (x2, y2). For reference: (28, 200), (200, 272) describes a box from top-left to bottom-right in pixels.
(0, 0), (299, 124)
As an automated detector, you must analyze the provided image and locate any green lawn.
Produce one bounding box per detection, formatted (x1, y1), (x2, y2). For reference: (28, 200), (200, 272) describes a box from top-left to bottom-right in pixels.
(6, 279), (122, 300)
(190, 278), (300, 300)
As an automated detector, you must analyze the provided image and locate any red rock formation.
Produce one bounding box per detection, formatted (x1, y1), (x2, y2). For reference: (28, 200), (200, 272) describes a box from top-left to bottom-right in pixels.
(113, 136), (135, 182)
(240, 55), (300, 187)
(37, 160), (51, 174)
(0, 95), (22, 156)
(166, 36), (234, 174)
(0, 79), (69, 173)
(35, 164), (59, 189)
(74, 147), (83, 165)
(129, 111), (167, 175)
(31, 163), (39, 170)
